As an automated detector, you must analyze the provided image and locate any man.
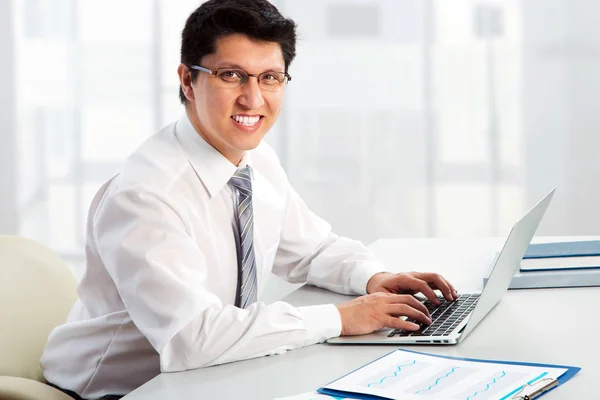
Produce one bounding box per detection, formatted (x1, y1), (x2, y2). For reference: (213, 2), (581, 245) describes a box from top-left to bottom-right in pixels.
(41, 1), (458, 399)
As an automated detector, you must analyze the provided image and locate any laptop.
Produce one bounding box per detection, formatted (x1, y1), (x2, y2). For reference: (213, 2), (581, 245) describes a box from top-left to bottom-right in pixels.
(327, 188), (555, 345)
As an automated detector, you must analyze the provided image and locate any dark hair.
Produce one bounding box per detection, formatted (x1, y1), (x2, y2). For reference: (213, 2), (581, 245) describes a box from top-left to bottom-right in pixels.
(179, 0), (297, 104)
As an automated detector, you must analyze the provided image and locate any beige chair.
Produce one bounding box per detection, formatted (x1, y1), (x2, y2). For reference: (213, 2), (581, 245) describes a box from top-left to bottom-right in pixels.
(0, 235), (78, 400)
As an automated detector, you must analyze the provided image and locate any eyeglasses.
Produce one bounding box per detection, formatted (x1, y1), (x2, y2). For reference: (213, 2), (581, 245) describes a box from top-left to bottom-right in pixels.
(189, 65), (292, 92)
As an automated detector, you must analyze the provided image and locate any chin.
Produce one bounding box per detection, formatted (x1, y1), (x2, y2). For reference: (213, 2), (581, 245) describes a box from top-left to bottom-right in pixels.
(231, 132), (267, 151)
(240, 138), (264, 152)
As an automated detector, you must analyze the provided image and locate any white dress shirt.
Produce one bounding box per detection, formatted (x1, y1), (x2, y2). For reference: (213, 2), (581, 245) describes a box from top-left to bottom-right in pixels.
(41, 113), (386, 399)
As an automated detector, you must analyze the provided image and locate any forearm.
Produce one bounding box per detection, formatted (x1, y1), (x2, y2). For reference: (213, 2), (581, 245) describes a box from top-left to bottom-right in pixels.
(157, 301), (341, 371)
(273, 180), (387, 295)
(303, 234), (387, 295)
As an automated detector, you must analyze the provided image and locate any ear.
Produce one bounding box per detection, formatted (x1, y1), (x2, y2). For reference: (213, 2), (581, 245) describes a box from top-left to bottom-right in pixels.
(178, 64), (195, 102)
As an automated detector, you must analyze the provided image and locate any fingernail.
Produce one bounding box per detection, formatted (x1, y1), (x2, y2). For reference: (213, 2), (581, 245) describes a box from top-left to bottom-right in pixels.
(410, 323), (420, 330)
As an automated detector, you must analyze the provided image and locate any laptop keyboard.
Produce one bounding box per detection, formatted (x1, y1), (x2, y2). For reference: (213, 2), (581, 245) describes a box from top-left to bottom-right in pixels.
(388, 293), (480, 337)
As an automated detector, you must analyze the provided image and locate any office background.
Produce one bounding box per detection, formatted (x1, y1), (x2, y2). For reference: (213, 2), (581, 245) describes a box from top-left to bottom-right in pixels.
(1, 0), (599, 277)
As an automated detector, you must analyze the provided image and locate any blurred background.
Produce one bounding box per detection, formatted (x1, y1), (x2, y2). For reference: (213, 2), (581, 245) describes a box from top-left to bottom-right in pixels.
(1, 0), (599, 278)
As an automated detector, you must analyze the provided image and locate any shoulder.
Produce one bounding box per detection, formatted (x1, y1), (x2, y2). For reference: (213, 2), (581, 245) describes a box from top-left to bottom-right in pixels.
(117, 121), (191, 194)
(93, 121), (196, 219)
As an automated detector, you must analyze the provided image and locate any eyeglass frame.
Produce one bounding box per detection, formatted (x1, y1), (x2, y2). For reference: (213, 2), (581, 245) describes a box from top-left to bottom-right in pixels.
(188, 65), (292, 90)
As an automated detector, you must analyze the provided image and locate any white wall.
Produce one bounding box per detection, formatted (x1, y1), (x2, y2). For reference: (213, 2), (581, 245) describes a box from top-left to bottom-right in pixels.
(522, 0), (600, 235)
(1, 0), (600, 272)
(0, 0), (18, 234)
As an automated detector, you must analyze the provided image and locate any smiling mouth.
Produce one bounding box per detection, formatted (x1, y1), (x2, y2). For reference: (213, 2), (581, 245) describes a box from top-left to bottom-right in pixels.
(231, 115), (263, 127)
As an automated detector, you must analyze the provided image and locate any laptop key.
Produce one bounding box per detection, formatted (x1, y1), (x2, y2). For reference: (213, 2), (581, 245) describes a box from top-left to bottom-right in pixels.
(387, 294), (481, 340)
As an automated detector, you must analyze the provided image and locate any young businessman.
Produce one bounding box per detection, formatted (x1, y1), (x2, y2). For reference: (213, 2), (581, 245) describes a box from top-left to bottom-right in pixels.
(41, 1), (458, 399)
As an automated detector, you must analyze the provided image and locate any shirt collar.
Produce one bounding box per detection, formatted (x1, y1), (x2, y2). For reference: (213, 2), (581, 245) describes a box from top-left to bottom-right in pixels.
(175, 112), (251, 197)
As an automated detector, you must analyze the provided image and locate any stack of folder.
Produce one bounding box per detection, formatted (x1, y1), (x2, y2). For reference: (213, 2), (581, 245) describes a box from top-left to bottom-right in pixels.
(486, 240), (600, 289)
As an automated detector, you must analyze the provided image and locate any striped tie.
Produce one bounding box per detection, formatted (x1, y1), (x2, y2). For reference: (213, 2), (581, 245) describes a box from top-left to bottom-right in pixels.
(230, 166), (257, 309)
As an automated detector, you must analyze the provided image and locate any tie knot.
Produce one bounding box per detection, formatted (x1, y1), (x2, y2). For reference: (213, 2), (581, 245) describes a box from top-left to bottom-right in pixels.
(230, 166), (253, 195)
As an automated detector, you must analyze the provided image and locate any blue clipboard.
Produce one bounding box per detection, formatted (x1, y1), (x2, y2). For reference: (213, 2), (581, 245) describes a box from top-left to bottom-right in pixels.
(317, 349), (581, 400)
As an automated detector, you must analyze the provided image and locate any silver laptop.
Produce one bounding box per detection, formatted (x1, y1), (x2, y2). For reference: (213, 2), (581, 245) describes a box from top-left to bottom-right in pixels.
(328, 188), (555, 345)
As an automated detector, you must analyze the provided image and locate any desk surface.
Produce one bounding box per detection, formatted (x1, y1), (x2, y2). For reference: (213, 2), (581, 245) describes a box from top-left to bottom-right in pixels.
(124, 237), (598, 399)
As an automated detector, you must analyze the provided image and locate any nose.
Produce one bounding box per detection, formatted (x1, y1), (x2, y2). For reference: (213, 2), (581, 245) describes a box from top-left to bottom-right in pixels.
(237, 77), (264, 109)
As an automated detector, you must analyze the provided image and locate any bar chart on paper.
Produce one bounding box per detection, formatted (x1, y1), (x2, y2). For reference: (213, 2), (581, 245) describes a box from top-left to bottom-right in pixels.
(320, 350), (570, 400)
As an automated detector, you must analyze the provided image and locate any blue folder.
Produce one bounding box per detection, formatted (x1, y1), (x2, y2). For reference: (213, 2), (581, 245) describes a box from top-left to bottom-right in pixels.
(317, 349), (580, 400)
(524, 240), (600, 259)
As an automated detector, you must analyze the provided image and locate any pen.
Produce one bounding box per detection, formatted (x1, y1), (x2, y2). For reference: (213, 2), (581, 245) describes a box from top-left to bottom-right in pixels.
(523, 378), (558, 400)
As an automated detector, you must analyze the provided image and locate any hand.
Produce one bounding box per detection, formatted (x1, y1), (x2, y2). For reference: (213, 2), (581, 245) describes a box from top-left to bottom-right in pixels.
(366, 271), (459, 305)
(336, 292), (432, 336)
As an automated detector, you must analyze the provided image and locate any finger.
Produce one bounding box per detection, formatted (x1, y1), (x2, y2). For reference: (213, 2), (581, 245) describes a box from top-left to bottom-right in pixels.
(416, 272), (456, 301)
(434, 279), (459, 298)
(383, 316), (420, 331)
(386, 294), (430, 317)
(447, 281), (459, 299)
(400, 277), (441, 305)
(436, 276), (459, 300)
(387, 303), (432, 325)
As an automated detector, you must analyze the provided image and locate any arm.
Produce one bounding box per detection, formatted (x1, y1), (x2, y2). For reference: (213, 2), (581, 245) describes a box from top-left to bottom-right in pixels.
(94, 188), (341, 372)
(267, 184), (439, 335)
(271, 175), (458, 302)
(271, 179), (386, 295)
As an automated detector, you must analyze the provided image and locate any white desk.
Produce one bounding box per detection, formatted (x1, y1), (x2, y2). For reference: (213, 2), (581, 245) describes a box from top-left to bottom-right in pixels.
(123, 237), (599, 399)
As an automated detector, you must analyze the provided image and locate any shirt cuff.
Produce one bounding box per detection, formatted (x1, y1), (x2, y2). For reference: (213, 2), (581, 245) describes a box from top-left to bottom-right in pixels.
(298, 304), (342, 342)
(350, 261), (388, 295)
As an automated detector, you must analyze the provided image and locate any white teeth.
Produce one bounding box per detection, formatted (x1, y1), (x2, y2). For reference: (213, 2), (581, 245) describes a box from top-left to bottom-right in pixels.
(232, 115), (260, 126)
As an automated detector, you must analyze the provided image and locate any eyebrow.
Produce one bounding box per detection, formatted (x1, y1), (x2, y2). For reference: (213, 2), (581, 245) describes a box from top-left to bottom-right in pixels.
(217, 62), (285, 72)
